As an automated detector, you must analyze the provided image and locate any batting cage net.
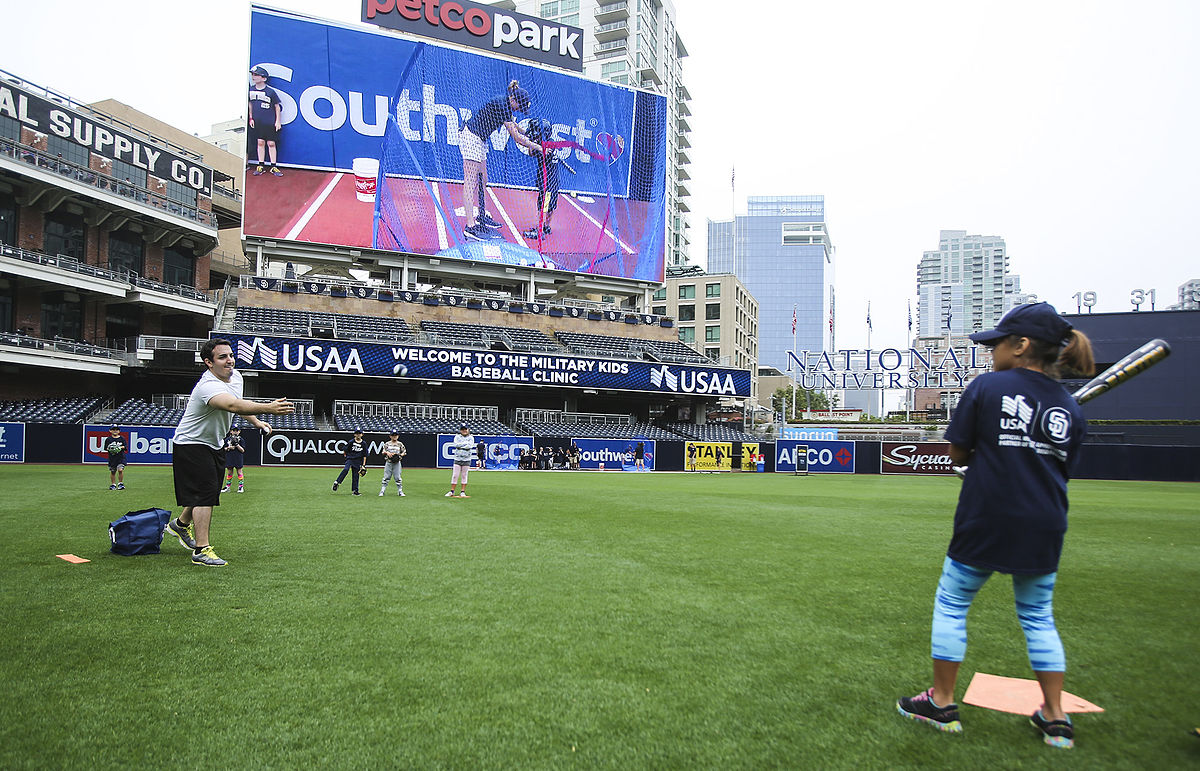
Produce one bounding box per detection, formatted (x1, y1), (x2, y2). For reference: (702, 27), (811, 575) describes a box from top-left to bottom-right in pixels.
(373, 42), (668, 283)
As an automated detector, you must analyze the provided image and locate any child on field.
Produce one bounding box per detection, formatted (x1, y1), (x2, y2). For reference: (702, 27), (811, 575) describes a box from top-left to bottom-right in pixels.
(221, 425), (246, 493)
(379, 430), (406, 497)
(446, 424), (474, 497)
(105, 426), (127, 490)
(896, 302), (1095, 749)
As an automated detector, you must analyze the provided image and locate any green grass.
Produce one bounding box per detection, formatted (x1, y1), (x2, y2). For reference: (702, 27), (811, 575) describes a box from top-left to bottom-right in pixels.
(1, 466), (1197, 769)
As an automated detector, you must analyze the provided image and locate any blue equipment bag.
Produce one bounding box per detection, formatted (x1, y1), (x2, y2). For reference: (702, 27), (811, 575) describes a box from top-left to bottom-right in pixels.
(109, 508), (171, 556)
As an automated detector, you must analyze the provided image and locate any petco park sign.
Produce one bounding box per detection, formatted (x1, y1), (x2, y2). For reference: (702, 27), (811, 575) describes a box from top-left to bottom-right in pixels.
(363, 0), (584, 72)
(222, 334), (752, 397)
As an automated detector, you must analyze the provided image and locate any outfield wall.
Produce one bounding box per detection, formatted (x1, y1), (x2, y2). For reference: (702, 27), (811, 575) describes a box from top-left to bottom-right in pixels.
(3, 423), (1198, 481)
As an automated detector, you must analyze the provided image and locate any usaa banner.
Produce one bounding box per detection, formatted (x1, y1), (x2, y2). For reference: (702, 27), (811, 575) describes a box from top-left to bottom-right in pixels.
(686, 442), (733, 472)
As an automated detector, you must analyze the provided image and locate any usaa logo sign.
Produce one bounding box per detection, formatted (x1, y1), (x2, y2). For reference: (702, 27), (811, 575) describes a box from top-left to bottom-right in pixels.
(649, 366), (737, 395)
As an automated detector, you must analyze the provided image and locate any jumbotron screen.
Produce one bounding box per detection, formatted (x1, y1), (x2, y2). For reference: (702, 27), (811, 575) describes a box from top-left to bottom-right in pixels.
(244, 6), (668, 283)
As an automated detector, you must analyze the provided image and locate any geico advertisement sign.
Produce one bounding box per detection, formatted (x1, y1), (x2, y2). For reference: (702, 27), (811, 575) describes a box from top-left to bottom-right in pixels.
(775, 439), (855, 473)
(84, 425), (176, 464)
(264, 431), (389, 465)
(881, 442), (956, 475)
(436, 435), (534, 469)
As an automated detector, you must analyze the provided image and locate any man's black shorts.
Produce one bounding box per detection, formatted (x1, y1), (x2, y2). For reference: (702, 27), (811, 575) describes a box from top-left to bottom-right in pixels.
(173, 443), (224, 507)
(251, 123), (280, 143)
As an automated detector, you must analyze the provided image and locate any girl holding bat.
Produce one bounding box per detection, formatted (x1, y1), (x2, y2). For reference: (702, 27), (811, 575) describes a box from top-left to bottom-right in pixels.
(460, 80), (545, 242)
(897, 301), (1094, 749)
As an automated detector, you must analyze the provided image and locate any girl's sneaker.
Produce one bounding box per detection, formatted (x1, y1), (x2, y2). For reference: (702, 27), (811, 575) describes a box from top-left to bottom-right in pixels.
(897, 687), (962, 733)
(1030, 709), (1074, 749)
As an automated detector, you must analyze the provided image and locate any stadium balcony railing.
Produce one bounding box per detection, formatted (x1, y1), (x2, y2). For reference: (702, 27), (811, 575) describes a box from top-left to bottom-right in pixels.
(0, 395), (108, 423)
(237, 274), (672, 325)
(2, 244), (216, 308)
(0, 330), (130, 363)
(0, 136), (217, 229)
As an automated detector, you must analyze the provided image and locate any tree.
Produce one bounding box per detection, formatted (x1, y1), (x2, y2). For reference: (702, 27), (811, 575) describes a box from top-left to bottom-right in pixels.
(771, 385), (837, 420)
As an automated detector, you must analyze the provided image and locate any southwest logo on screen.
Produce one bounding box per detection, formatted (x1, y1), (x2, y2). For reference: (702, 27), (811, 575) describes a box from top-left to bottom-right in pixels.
(363, 0), (584, 71)
(649, 366), (738, 396)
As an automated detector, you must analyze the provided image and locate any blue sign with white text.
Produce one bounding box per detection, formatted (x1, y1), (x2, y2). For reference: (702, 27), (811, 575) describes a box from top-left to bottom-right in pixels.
(436, 434), (534, 469)
(0, 422), (25, 462)
(573, 438), (655, 471)
(222, 333), (752, 397)
(83, 425), (176, 465)
(775, 439), (855, 474)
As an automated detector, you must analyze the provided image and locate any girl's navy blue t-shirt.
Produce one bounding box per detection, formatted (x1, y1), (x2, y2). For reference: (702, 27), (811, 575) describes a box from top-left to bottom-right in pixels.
(943, 367), (1087, 574)
(466, 97), (513, 139)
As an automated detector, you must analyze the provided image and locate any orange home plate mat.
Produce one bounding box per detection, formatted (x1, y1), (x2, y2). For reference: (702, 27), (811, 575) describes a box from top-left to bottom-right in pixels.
(963, 673), (1104, 715)
(56, 554), (90, 564)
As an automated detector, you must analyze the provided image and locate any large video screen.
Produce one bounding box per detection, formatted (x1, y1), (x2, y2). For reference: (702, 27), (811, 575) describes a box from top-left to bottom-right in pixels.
(245, 7), (668, 283)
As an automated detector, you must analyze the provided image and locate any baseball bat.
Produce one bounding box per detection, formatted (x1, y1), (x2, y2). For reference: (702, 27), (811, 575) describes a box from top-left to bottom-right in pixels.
(952, 338), (1171, 478)
(1069, 338), (1171, 404)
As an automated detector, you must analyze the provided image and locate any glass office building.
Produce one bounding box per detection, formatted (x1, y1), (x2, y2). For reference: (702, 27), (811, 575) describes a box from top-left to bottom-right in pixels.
(916, 230), (1021, 337)
(707, 195), (833, 371)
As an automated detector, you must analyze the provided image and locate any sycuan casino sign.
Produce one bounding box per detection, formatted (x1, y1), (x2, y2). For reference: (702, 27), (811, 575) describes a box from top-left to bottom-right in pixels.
(362, 0), (585, 72)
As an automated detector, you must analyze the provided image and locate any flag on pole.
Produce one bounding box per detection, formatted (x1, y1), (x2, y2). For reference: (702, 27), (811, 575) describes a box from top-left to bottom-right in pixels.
(907, 300), (913, 332)
(945, 309), (953, 331)
(866, 302), (873, 332)
(829, 309), (833, 333)
(792, 305), (797, 335)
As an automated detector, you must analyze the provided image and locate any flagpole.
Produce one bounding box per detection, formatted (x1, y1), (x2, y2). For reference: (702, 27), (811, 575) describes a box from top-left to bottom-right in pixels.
(791, 303), (797, 421)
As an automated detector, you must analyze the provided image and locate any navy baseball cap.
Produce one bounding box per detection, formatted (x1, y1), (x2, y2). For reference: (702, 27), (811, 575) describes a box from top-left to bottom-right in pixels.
(459, 423), (469, 431)
(250, 66), (269, 76)
(389, 429), (399, 435)
(969, 302), (1073, 345)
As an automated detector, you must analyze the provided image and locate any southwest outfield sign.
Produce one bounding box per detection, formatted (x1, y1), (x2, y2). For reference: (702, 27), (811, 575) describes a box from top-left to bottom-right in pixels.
(785, 348), (990, 389)
(220, 333), (752, 397)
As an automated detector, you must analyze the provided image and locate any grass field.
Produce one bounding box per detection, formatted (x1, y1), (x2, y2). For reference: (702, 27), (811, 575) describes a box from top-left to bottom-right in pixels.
(1, 465), (1197, 769)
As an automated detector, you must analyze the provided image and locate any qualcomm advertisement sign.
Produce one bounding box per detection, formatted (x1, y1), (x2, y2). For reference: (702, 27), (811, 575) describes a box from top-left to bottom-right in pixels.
(775, 439), (855, 474)
(0, 422), (25, 463)
(573, 438), (654, 471)
(83, 425), (175, 464)
(225, 333), (752, 397)
(436, 435), (533, 469)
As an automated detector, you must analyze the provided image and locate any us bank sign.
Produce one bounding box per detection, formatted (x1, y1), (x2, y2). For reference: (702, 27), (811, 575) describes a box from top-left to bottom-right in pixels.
(221, 334), (751, 397)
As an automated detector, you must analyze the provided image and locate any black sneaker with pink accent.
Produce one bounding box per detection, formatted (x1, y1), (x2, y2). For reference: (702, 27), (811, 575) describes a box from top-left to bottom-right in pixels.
(1030, 709), (1074, 748)
(897, 687), (962, 733)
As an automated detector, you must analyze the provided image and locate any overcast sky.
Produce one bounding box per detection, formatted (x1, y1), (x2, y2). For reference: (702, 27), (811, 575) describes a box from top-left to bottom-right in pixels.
(6, 0), (1198, 359)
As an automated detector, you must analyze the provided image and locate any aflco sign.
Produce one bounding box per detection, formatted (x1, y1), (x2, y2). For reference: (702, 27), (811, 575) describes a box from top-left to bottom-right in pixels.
(362, 0), (584, 72)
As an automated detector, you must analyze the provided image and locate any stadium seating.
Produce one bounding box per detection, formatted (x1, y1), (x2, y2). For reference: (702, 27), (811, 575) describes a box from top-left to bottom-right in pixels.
(555, 331), (708, 364)
(419, 321), (559, 352)
(108, 399), (183, 427)
(0, 396), (105, 423)
(109, 398), (318, 430)
(232, 306), (412, 342)
(232, 414), (317, 430)
(662, 423), (763, 442)
(334, 415), (520, 435)
(516, 420), (683, 440)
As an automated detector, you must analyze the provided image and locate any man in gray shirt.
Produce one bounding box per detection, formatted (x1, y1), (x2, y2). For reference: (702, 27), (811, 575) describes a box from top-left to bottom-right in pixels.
(166, 338), (293, 566)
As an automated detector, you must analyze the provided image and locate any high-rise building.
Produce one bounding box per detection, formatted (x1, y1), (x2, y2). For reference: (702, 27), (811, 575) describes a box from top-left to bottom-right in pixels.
(1169, 279), (1200, 310)
(496, 0), (692, 269)
(707, 195), (834, 371)
(916, 230), (1023, 337)
(654, 272), (759, 402)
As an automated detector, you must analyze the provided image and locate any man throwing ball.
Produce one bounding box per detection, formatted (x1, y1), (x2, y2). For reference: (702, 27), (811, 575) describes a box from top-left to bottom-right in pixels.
(167, 339), (293, 566)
